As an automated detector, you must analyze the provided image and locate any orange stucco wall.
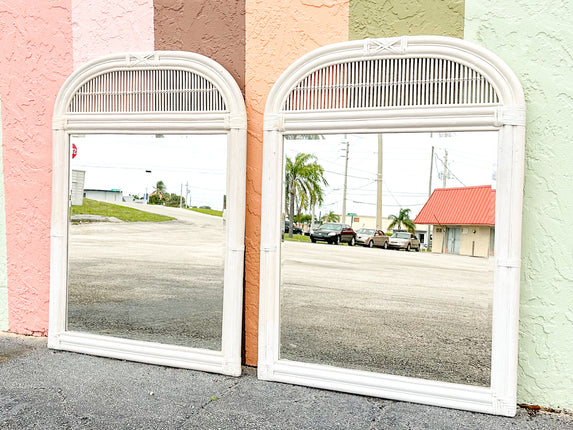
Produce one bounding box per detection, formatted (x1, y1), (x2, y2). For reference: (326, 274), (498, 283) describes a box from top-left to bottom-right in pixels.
(244, 0), (349, 365)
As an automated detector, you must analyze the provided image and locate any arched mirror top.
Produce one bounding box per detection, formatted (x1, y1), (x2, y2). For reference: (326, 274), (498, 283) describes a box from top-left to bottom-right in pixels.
(264, 36), (524, 133)
(54, 51), (246, 132)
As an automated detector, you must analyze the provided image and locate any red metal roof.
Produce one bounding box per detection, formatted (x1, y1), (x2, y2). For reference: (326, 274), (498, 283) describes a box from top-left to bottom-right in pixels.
(413, 185), (495, 226)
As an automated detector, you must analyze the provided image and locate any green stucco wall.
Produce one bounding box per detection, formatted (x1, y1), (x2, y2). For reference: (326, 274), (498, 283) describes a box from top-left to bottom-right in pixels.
(349, 0), (464, 39)
(0, 100), (7, 331)
(466, 0), (573, 411)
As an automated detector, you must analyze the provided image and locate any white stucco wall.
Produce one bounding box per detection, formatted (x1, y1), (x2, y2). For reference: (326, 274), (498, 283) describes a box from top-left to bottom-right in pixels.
(466, 0), (573, 410)
(72, 0), (154, 69)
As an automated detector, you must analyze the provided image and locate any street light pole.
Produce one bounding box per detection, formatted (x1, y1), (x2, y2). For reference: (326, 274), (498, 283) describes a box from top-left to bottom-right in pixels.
(145, 170), (152, 204)
(376, 134), (383, 230)
(341, 135), (349, 224)
(427, 146), (434, 250)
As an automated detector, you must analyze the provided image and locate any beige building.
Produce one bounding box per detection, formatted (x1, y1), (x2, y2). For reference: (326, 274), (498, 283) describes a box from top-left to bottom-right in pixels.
(431, 225), (495, 258)
(414, 186), (495, 258)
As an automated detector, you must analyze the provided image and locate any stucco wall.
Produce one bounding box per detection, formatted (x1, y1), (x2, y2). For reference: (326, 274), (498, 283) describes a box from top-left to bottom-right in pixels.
(244, 0), (349, 364)
(0, 100), (6, 331)
(459, 226), (491, 258)
(349, 0), (464, 39)
(72, 0), (154, 69)
(466, 0), (573, 410)
(0, 0), (570, 411)
(432, 228), (445, 254)
(0, 0), (73, 335)
(154, 0), (246, 92)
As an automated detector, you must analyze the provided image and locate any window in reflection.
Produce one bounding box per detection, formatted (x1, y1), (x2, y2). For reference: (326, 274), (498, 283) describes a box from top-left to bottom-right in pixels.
(68, 134), (227, 350)
(280, 131), (497, 386)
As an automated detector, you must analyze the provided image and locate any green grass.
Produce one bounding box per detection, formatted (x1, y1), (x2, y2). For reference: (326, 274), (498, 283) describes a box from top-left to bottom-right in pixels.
(282, 233), (311, 243)
(189, 207), (223, 217)
(72, 198), (175, 222)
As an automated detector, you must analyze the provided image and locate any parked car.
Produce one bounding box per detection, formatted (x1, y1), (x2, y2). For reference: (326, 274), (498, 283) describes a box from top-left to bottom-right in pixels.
(283, 220), (303, 235)
(355, 228), (389, 248)
(310, 223), (356, 245)
(388, 232), (421, 251)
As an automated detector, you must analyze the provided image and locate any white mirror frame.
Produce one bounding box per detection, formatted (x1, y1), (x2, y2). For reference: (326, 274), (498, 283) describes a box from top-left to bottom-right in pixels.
(49, 52), (246, 376)
(258, 36), (525, 415)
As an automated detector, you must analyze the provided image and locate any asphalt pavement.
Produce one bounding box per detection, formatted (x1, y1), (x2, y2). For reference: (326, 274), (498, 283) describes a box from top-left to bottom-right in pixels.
(68, 202), (496, 387)
(1, 333), (572, 430)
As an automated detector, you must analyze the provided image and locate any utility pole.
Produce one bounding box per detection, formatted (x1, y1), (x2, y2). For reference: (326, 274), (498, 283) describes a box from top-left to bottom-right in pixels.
(185, 181), (189, 208)
(341, 135), (349, 224)
(376, 134), (383, 230)
(427, 146), (434, 250)
(179, 183), (183, 208)
(442, 149), (448, 188)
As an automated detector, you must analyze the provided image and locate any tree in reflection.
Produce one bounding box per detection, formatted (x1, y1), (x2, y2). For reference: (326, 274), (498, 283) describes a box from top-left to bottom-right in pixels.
(388, 208), (416, 234)
(151, 181), (167, 199)
(285, 153), (328, 237)
(149, 180), (185, 207)
(321, 211), (340, 223)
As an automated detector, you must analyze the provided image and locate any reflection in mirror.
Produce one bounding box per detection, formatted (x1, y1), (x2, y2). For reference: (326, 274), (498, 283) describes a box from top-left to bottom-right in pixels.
(68, 134), (227, 350)
(280, 132), (497, 386)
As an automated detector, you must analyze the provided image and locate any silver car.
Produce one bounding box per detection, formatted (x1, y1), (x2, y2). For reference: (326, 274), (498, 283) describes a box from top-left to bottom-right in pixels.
(388, 232), (420, 251)
(355, 228), (389, 248)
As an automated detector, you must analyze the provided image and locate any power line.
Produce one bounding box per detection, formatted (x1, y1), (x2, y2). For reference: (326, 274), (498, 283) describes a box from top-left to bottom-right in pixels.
(434, 153), (466, 187)
(73, 163), (225, 174)
(324, 169), (374, 181)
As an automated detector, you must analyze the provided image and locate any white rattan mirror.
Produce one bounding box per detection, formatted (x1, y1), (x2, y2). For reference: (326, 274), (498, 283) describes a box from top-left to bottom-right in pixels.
(49, 52), (246, 376)
(258, 36), (525, 415)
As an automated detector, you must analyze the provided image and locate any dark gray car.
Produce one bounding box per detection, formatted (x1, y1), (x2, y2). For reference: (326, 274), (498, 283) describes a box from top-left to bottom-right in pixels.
(310, 223), (356, 245)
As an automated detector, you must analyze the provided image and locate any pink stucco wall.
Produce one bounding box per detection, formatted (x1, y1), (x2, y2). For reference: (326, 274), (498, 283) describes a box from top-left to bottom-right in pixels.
(244, 0), (349, 365)
(72, 0), (154, 69)
(0, 0), (154, 335)
(0, 1), (73, 334)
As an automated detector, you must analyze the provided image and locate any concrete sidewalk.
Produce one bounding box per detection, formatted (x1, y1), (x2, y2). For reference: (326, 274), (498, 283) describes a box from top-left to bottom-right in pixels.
(1, 333), (571, 429)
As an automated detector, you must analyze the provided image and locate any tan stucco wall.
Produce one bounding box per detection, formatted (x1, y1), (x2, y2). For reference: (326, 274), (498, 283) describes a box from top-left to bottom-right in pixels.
(432, 227), (446, 254)
(349, 0), (464, 39)
(350, 216), (393, 232)
(459, 226), (491, 258)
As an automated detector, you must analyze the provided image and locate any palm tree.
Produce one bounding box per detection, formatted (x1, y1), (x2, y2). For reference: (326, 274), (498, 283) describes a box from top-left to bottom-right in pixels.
(387, 208), (416, 234)
(149, 180), (167, 204)
(322, 211), (340, 223)
(154, 180), (166, 197)
(285, 153), (328, 237)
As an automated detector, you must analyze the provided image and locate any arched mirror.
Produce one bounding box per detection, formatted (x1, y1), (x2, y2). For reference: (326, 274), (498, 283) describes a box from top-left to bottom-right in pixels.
(49, 52), (246, 376)
(258, 37), (525, 415)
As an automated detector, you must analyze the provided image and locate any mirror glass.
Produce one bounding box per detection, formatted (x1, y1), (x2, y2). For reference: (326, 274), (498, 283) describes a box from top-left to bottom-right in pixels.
(67, 133), (227, 351)
(280, 131), (497, 386)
